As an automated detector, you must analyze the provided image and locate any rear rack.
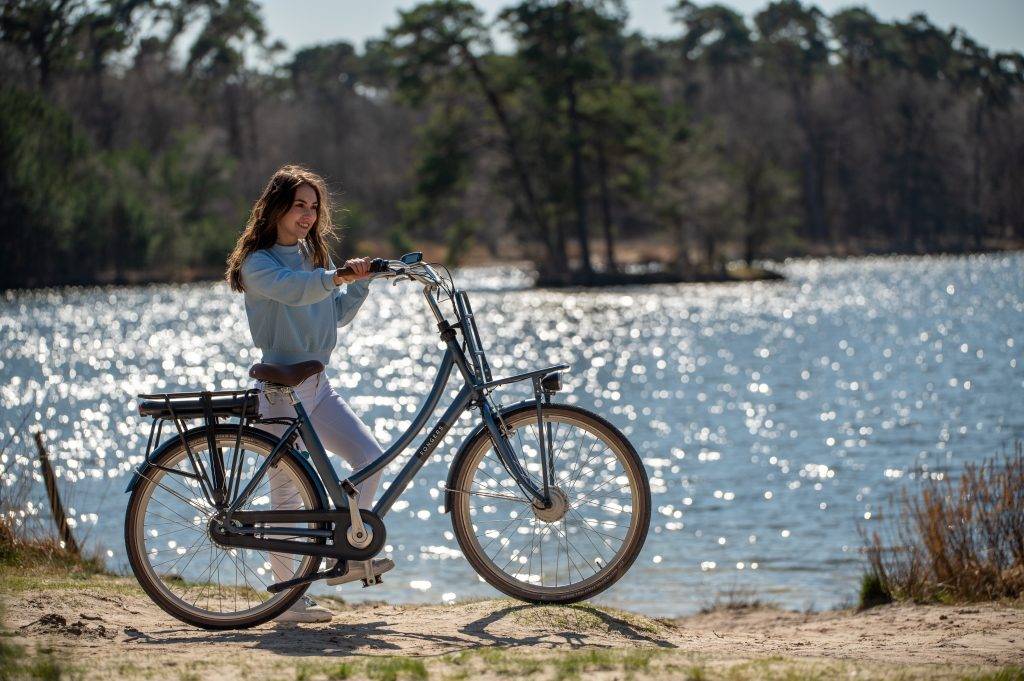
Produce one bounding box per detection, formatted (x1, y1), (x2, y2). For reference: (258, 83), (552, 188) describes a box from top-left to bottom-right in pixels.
(135, 389), (265, 506)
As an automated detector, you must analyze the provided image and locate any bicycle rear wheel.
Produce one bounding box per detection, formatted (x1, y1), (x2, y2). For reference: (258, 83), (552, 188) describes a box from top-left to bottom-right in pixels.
(449, 403), (650, 604)
(125, 427), (325, 629)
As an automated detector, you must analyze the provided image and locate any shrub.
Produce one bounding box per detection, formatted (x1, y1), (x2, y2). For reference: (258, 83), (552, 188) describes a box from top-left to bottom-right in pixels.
(862, 444), (1024, 604)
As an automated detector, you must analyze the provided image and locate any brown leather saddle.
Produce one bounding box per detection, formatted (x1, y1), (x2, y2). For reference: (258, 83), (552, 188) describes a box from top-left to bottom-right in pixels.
(248, 360), (324, 387)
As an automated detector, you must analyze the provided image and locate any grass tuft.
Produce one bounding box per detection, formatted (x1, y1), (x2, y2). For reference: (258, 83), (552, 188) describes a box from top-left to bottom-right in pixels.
(685, 664), (707, 681)
(553, 649), (655, 680)
(958, 668), (1024, 681)
(858, 572), (893, 610)
(0, 640), (72, 681)
(325, 662), (353, 680)
(699, 585), (768, 614)
(364, 656), (428, 681)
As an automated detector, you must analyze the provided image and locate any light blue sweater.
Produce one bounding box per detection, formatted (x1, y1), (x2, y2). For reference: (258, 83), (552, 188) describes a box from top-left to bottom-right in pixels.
(240, 242), (370, 365)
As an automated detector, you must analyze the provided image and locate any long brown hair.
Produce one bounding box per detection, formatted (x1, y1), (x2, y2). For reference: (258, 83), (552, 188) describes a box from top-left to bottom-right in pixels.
(226, 164), (335, 292)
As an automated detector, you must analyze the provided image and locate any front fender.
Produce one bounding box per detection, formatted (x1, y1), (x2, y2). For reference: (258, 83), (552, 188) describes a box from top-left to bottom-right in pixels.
(442, 400), (539, 513)
(124, 425), (329, 510)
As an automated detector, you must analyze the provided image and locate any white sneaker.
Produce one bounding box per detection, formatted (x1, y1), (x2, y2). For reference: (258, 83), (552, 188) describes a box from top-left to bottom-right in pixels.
(276, 595), (333, 624)
(325, 558), (395, 586)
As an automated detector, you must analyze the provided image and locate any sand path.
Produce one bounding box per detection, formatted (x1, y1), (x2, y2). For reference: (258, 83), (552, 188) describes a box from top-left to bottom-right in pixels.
(3, 576), (1022, 679)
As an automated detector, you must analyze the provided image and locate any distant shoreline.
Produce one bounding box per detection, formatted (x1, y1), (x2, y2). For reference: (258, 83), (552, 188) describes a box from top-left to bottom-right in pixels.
(3, 245), (1022, 293)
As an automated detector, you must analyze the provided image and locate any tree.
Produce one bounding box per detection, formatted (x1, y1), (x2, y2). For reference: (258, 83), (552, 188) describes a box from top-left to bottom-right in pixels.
(581, 82), (662, 271)
(673, 1), (752, 79)
(386, 0), (560, 269)
(0, 0), (89, 90)
(950, 31), (1024, 247)
(185, 0), (280, 161)
(754, 1), (831, 245)
(501, 0), (627, 278)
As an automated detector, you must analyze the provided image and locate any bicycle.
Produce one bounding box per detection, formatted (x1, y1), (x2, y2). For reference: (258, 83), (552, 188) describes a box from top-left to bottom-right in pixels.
(124, 253), (651, 629)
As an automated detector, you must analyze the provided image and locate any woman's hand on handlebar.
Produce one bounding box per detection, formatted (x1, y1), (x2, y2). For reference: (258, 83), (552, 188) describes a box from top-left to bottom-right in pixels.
(333, 257), (372, 285)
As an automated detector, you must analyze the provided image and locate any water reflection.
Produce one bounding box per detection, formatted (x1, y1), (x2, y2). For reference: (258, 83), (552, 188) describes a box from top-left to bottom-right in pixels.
(1, 253), (1022, 616)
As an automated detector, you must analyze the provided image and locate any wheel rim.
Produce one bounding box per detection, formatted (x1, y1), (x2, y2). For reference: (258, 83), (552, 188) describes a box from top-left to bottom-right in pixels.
(130, 433), (318, 622)
(454, 409), (645, 597)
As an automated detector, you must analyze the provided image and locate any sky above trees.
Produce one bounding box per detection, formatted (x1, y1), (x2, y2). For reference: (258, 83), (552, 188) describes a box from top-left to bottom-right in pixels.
(258, 0), (1024, 56)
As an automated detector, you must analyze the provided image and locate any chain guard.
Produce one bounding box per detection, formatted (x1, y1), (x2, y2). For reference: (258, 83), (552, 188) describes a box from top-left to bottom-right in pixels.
(210, 509), (386, 561)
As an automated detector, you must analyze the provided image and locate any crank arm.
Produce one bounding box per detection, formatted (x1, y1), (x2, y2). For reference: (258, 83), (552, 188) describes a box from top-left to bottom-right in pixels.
(267, 561), (347, 594)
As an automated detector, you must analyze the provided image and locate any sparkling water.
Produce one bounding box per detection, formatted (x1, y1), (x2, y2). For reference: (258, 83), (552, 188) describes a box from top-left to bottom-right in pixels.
(1, 254), (1021, 616)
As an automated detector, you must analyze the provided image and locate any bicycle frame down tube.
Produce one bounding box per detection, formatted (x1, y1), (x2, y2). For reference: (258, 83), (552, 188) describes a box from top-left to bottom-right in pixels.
(304, 348), (460, 510)
(372, 384), (475, 517)
(347, 348), (457, 487)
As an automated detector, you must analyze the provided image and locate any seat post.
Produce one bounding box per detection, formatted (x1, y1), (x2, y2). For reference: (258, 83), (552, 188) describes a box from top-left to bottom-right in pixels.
(261, 383), (296, 407)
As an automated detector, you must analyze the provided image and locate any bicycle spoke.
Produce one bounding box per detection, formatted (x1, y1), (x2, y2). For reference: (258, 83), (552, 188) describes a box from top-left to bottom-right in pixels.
(139, 472), (212, 517)
(451, 488), (530, 504)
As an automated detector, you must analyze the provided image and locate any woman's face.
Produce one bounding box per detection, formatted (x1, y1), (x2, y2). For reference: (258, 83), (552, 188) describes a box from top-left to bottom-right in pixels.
(276, 183), (319, 245)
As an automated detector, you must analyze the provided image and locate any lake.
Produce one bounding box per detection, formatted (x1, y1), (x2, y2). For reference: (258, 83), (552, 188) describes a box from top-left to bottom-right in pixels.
(1, 253), (1022, 616)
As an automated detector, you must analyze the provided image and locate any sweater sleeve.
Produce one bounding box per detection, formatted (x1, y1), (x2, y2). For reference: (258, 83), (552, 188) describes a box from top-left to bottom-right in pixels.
(241, 251), (336, 306)
(334, 279), (370, 328)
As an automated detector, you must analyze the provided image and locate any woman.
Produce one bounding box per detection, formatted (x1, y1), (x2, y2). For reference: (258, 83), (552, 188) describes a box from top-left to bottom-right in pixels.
(226, 164), (394, 623)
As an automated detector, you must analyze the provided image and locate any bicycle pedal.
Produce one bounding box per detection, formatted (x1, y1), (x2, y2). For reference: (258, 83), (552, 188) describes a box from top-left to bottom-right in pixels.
(361, 574), (383, 588)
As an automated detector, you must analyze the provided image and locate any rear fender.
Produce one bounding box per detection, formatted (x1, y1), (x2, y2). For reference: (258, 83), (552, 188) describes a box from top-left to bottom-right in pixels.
(124, 425), (328, 510)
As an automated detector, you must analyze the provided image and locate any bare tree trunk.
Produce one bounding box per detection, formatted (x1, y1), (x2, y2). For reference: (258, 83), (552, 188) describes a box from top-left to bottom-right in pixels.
(970, 103), (985, 250)
(224, 82), (244, 159)
(596, 140), (618, 272)
(675, 220), (692, 275)
(458, 44), (562, 271)
(791, 82), (829, 246)
(703, 230), (717, 272)
(566, 75), (592, 276)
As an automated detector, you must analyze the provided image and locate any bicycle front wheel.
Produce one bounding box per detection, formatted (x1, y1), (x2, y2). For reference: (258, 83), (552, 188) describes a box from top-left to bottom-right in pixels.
(124, 427), (325, 629)
(449, 403), (650, 604)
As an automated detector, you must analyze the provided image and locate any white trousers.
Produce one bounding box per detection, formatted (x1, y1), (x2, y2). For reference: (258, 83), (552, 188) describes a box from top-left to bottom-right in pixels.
(255, 371), (384, 581)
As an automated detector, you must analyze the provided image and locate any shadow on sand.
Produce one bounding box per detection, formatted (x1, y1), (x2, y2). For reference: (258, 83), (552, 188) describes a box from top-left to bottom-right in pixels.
(139, 601), (677, 657)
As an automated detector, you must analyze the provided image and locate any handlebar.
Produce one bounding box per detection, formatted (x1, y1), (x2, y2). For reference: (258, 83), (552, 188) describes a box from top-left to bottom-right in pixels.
(347, 255), (458, 333)
(333, 257), (387, 278)
(358, 257), (444, 288)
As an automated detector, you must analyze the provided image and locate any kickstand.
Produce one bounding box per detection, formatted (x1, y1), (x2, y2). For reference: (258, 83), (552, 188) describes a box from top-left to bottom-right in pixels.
(361, 560), (383, 588)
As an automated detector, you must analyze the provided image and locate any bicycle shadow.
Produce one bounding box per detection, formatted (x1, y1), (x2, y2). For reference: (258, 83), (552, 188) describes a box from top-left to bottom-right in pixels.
(458, 601), (678, 650)
(137, 601), (677, 656)
(137, 619), (463, 655)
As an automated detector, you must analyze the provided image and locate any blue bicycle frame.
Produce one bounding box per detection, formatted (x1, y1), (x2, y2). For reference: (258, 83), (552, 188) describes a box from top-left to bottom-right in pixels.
(226, 284), (569, 521)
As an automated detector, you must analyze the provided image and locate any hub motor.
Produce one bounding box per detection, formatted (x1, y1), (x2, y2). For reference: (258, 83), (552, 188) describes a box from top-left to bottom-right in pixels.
(532, 487), (569, 523)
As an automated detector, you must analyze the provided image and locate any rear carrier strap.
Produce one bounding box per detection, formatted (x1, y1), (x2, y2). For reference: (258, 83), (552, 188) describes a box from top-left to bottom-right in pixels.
(138, 391), (259, 419)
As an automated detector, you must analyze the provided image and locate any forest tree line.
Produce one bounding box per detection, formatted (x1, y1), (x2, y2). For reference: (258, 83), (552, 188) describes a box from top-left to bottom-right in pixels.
(1, 0), (1022, 288)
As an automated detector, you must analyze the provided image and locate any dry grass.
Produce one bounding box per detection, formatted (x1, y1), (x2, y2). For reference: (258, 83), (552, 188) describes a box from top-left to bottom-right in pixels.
(863, 444), (1024, 604)
(699, 584), (768, 614)
(0, 516), (106, 577)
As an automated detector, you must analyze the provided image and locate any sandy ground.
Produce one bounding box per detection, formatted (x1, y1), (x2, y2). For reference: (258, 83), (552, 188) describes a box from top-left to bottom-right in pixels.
(2, 574), (1022, 679)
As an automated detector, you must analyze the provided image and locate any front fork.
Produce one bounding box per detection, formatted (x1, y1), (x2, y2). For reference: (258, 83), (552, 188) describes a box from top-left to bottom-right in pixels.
(480, 380), (556, 509)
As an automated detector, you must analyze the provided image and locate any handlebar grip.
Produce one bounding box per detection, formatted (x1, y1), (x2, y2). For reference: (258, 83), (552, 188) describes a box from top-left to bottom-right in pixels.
(334, 258), (388, 279)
